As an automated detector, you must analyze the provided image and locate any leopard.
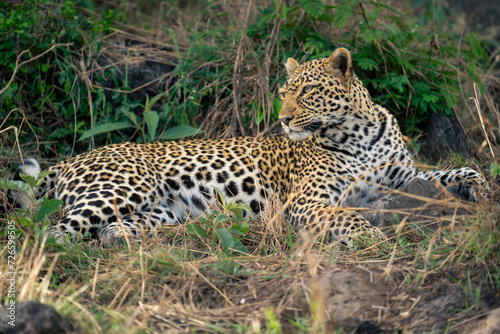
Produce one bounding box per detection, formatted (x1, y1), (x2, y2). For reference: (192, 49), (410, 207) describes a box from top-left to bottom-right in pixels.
(9, 47), (487, 246)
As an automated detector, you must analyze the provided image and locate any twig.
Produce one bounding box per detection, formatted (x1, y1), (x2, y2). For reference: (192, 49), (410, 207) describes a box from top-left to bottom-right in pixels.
(470, 83), (495, 158)
(455, 27), (484, 154)
(257, 119), (283, 137)
(114, 197), (131, 250)
(262, 0), (285, 128)
(232, 0), (252, 136)
(79, 66), (175, 94)
(375, 42), (389, 81)
(79, 59), (95, 150)
(0, 43), (72, 96)
(456, 28), (474, 116)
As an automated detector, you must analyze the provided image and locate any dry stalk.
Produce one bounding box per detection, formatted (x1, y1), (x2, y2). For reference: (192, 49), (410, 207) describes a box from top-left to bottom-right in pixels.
(79, 58), (95, 150)
(0, 109), (40, 164)
(470, 83), (495, 158)
(261, 0), (285, 129)
(257, 120), (283, 137)
(0, 43), (72, 96)
(231, 0), (253, 136)
(114, 196), (131, 249)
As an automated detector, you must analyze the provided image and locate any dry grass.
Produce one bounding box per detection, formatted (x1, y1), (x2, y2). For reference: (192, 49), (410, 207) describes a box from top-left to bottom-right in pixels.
(1, 182), (499, 332)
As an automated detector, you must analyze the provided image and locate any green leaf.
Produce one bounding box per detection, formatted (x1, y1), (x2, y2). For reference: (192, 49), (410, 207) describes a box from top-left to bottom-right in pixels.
(160, 126), (204, 140)
(356, 58), (379, 71)
(273, 97), (281, 116)
(36, 171), (54, 187)
(412, 81), (431, 93)
(229, 222), (250, 237)
(216, 228), (234, 253)
(317, 14), (334, 23)
(79, 121), (132, 141)
(17, 216), (33, 227)
(279, 0), (287, 19)
(233, 222), (250, 234)
(188, 223), (208, 238)
(214, 214), (230, 227)
(232, 239), (250, 254)
(334, 0), (357, 29)
(198, 217), (212, 227)
(299, 0), (325, 19)
(265, 308), (283, 333)
(144, 93), (167, 113)
(226, 202), (254, 219)
(466, 32), (489, 63)
(120, 107), (139, 126)
(389, 74), (409, 93)
(0, 179), (29, 193)
(212, 187), (227, 208)
(228, 206), (244, 219)
(422, 93), (439, 104)
(144, 111), (159, 142)
(441, 88), (457, 109)
(21, 174), (37, 187)
(36, 199), (64, 223)
(229, 228), (247, 237)
(490, 163), (500, 179)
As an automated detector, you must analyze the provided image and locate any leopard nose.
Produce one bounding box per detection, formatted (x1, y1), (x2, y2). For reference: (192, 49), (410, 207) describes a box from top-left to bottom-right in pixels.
(280, 116), (292, 126)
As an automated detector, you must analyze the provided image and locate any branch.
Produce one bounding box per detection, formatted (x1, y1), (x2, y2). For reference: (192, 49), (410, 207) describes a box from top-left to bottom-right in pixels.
(232, 0), (253, 136)
(0, 43), (73, 96)
(261, 0), (284, 130)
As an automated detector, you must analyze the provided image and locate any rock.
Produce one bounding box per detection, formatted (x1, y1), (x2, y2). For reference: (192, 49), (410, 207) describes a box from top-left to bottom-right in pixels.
(313, 271), (387, 322)
(362, 178), (471, 235)
(418, 111), (471, 160)
(291, 269), (389, 332)
(408, 285), (467, 333)
(0, 301), (69, 334)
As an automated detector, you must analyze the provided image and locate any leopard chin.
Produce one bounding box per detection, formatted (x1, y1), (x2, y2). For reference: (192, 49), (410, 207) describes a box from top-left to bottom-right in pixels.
(283, 126), (312, 141)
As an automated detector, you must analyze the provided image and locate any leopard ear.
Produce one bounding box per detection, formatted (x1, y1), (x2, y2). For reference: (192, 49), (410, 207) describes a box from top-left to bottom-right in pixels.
(325, 48), (353, 85)
(285, 58), (299, 75)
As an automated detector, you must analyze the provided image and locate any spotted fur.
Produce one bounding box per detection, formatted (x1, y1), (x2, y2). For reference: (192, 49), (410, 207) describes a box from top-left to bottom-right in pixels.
(13, 48), (486, 245)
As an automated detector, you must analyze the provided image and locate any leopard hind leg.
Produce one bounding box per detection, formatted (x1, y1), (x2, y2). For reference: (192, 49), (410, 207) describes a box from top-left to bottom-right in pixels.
(417, 167), (488, 202)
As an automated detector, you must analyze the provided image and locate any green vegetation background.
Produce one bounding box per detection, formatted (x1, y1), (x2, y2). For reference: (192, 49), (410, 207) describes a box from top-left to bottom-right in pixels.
(0, 0), (496, 163)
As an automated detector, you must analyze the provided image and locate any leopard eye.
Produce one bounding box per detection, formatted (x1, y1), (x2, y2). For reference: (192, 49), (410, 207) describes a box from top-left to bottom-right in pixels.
(303, 86), (313, 94)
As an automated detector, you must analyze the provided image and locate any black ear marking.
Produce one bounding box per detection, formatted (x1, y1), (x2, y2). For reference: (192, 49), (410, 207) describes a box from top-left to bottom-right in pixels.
(336, 54), (349, 77)
(325, 48), (353, 87)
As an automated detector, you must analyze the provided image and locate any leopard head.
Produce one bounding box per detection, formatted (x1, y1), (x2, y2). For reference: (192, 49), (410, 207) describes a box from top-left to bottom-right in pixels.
(278, 48), (370, 141)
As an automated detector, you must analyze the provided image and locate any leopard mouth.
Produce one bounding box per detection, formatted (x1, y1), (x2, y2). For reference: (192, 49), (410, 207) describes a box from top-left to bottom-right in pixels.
(303, 121), (323, 133)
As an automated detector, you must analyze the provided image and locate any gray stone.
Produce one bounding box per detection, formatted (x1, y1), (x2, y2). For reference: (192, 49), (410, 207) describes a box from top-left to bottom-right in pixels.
(0, 301), (69, 334)
(362, 178), (471, 235)
(418, 111), (471, 160)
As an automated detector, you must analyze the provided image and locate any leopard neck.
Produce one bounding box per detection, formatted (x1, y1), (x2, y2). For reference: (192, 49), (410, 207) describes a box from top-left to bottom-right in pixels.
(309, 104), (394, 156)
